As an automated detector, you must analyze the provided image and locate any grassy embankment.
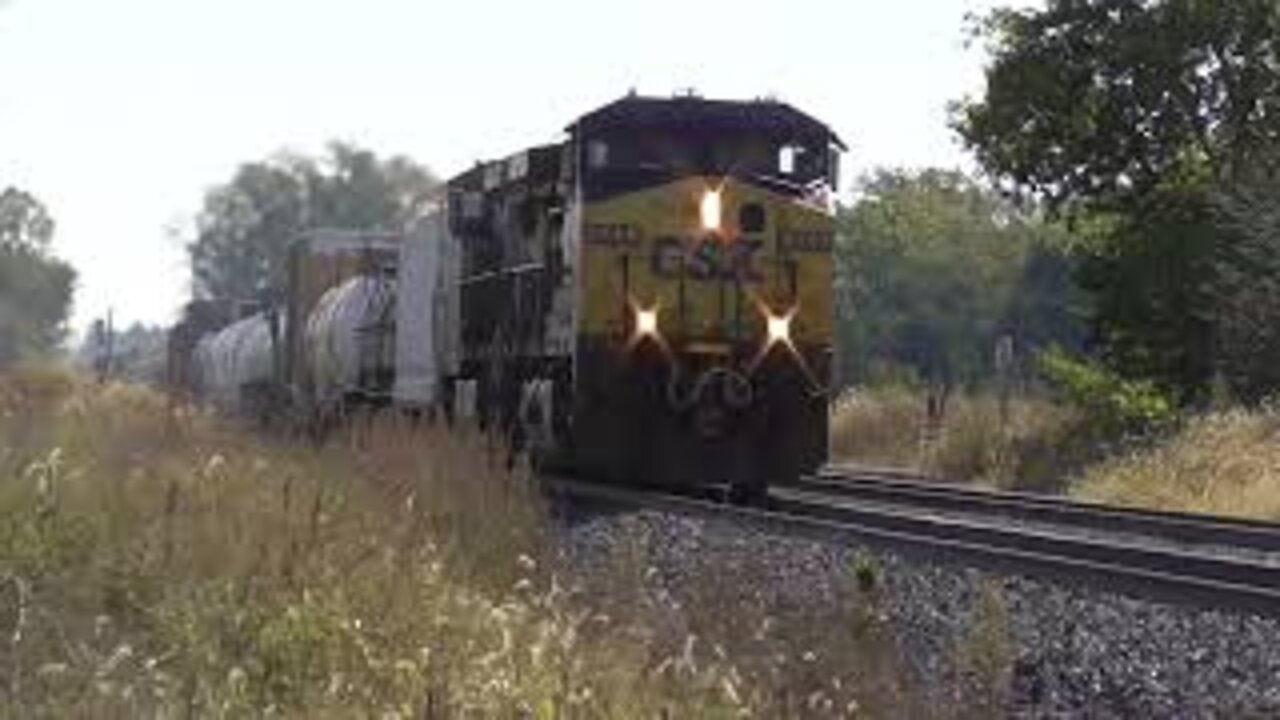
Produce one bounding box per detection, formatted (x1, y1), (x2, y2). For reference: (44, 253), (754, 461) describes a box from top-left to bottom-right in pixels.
(830, 385), (1280, 521)
(828, 386), (1081, 491)
(1072, 408), (1280, 520)
(2, 368), (970, 717)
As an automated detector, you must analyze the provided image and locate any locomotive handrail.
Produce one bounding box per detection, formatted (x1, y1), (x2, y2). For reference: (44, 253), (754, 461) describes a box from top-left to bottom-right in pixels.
(459, 262), (546, 286)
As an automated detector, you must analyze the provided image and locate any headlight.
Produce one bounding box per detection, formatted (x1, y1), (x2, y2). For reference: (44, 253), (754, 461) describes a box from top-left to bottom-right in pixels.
(766, 311), (792, 347)
(700, 188), (722, 232)
(635, 306), (659, 337)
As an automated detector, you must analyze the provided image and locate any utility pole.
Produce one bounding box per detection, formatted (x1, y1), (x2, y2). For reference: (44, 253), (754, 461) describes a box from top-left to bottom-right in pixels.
(94, 309), (115, 383)
(995, 333), (1014, 433)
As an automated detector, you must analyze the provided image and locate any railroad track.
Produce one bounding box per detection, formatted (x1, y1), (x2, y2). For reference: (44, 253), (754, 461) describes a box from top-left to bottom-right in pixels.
(546, 470), (1280, 618)
(806, 466), (1280, 554)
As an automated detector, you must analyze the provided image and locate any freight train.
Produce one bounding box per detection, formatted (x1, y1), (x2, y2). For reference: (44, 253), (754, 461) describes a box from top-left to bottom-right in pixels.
(169, 94), (844, 499)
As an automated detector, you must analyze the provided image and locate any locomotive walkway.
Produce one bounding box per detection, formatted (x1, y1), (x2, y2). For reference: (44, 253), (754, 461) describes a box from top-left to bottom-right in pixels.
(546, 469), (1280, 618)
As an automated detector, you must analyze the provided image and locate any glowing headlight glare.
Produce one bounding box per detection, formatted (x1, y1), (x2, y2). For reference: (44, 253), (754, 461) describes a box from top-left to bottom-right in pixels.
(635, 306), (659, 337)
(700, 189), (722, 231)
(767, 312), (791, 346)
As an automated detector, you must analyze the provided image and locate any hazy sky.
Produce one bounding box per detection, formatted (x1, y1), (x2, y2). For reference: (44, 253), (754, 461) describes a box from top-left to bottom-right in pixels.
(0, 0), (1012, 333)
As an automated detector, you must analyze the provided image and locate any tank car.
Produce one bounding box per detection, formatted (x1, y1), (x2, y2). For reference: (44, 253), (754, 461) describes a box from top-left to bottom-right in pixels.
(420, 94), (844, 498)
(304, 271), (396, 411)
(283, 230), (399, 423)
(189, 309), (280, 421)
(166, 299), (233, 401)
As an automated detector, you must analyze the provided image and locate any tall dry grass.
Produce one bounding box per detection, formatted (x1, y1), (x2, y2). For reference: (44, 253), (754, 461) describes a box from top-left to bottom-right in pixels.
(1073, 407), (1280, 520)
(0, 370), (742, 716)
(0, 369), (977, 717)
(829, 386), (1080, 490)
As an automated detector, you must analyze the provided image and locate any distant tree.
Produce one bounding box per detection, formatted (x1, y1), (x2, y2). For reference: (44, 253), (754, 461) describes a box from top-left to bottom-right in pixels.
(834, 169), (1084, 389)
(0, 186), (55, 252)
(953, 0), (1280, 398)
(187, 143), (438, 303)
(0, 187), (76, 366)
(188, 159), (310, 303)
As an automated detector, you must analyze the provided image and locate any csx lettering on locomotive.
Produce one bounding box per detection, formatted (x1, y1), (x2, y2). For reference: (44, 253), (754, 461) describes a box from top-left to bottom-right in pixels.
(650, 236), (764, 282)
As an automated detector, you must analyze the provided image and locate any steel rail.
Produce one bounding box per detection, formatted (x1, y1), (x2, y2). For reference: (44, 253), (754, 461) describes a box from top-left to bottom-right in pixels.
(544, 477), (1280, 618)
(808, 467), (1280, 553)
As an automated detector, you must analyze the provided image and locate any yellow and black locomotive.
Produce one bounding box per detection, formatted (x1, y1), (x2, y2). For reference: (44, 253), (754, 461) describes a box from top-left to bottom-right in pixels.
(447, 94), (843, 497)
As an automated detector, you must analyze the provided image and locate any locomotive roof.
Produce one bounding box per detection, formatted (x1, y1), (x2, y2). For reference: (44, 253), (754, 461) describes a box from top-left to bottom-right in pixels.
(570, 94), (846, 150)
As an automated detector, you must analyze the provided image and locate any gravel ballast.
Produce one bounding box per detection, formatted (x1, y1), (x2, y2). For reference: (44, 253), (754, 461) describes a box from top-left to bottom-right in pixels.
(556, 508), (1280, 716)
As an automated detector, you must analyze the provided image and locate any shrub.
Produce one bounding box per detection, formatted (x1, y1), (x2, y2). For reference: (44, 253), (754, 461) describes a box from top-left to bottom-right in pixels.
(1036, 347), (1176, 441)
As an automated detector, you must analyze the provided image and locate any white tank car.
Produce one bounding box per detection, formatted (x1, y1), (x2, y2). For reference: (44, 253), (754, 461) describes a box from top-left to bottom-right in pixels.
(304, 272), (396, 409)
(192, 312), (279, 414)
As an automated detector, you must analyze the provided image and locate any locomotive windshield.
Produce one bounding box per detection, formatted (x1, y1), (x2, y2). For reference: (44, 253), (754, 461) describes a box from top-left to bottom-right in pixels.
(584, 130), (835, 187)
(573, 96), (844, 199)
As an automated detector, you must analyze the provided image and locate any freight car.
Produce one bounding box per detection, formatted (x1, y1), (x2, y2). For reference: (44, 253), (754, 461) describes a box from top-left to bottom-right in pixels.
(193, 311), (277, 416)
(166, 299), (233, 401)
(170, 93), (843, 500)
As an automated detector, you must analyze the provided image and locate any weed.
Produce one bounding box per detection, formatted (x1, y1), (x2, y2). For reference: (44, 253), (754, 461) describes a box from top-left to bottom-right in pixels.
(955, 579), (1014, 716)
(1074, 407), (1280, 520)
(851, 550), (880, 594)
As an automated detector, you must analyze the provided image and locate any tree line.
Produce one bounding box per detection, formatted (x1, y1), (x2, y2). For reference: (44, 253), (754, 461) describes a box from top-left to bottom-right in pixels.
(833, 168), (1084, 389)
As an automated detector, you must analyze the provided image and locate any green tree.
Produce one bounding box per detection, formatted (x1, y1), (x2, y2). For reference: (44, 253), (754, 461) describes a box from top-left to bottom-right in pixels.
(0, 186), (55, 252)
(1213, 146), (1280, 401)
(187, 143), (438, 302)
(834, 169), (1083, 388)
(954, 0), (1280, 397)
(0, 187), (76, 366)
